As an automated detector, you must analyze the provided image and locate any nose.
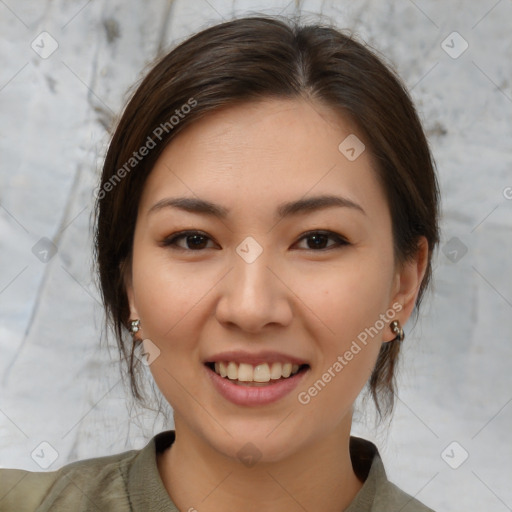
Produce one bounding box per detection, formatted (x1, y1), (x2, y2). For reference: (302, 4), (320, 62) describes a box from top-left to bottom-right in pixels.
(214, 245), (293, 333)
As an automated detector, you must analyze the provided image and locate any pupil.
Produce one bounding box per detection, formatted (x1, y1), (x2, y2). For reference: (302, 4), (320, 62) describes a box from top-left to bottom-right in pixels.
(189, 235), (206, 249)
(309, 234), (327, 249)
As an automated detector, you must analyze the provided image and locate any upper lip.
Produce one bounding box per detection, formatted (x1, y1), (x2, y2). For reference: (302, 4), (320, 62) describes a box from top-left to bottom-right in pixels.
(204, 350), (309, 366)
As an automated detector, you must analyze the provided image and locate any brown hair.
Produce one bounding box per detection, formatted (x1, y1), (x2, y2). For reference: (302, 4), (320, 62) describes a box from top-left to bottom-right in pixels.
(94, 15), (440, 419)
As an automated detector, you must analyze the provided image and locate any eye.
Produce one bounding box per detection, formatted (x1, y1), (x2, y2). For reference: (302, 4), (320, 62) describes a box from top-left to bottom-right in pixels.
(161, 229), (349, 252)
(294, 230), (349, 251)
(161, 230), (218, 251)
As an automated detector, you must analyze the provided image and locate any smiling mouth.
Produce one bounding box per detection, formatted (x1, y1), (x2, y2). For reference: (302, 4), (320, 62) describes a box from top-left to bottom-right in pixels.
(205, 361), (310, 386)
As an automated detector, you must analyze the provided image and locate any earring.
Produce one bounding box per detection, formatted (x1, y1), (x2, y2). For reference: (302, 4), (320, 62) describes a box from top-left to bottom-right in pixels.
(390, 320), (404, 342)
(129, 319), (140, 335)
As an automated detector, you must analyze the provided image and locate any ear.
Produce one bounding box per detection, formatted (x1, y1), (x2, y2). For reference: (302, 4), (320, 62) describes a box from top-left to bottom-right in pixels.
(383, 236), (429, 342)
(121, 256), (139, 321)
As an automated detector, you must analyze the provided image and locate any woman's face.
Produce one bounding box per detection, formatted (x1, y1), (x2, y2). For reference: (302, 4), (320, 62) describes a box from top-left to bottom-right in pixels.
(126, 98), (419, 462)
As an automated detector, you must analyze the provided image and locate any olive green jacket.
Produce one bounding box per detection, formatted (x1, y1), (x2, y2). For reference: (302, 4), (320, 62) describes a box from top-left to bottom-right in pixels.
(0, 431), (435, 511)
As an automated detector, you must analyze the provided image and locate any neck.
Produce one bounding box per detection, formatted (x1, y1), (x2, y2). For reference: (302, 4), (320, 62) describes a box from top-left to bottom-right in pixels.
(157, 417), (363, 512)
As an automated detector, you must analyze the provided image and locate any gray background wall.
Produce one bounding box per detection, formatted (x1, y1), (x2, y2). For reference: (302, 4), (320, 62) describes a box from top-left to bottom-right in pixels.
(1, 1), (511, 510)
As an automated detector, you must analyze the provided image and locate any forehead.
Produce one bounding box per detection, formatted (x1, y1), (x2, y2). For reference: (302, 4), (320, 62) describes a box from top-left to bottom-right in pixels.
(138, 98), (388, 222)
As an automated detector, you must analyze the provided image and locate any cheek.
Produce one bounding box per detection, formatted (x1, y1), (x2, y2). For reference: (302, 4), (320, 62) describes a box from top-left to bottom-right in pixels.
(130, 244), (205, 339)
(130, 249), (209, 409)
(295, 283), (385, 429)
(292, 255), (393, 408)
(296, 254), (394, 342)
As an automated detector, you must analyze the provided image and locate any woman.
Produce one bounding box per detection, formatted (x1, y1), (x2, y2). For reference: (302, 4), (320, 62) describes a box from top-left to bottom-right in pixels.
(0, 16), (439, 511)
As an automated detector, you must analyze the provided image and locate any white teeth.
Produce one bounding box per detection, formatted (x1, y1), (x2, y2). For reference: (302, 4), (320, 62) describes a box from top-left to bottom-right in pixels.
(238, 363), (253, 382)
(253, 363), (270, 382)
(211, 361), (303, 382)
(270, 362), (282, 380)
(227, 362), (238, 380)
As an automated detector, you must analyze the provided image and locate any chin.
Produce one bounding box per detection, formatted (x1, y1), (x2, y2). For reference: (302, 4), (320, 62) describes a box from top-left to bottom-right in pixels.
(199, 418), (309, 465)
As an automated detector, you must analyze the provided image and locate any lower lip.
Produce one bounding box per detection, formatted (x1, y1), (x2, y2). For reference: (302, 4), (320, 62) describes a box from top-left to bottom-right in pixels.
(205, 365), (309, 406)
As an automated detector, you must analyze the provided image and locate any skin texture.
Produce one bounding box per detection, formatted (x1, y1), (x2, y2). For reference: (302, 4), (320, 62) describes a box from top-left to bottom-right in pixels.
(125, 98), (428, 512)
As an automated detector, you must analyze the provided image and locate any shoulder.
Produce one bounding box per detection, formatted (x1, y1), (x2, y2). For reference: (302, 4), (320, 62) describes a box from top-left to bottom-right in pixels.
(0, 447), (139, 512)
(348, 436), (436, 512)
(374, 477), (436, 511)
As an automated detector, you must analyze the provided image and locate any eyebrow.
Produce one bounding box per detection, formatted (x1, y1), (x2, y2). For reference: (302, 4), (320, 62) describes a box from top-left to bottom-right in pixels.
(148, 194), (366, 219)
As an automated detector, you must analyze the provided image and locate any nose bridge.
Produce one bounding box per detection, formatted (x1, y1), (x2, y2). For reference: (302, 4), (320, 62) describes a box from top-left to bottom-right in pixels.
(215, 236), (291, 331)
(232, 236), (276, 304)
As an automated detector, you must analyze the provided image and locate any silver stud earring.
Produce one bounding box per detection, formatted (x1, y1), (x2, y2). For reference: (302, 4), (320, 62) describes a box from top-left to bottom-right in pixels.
(390, 320), (404, 342)
(129, 319), (140, 335)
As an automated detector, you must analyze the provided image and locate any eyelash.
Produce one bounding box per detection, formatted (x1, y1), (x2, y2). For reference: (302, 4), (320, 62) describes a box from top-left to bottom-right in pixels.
(160, 230), (349, 252)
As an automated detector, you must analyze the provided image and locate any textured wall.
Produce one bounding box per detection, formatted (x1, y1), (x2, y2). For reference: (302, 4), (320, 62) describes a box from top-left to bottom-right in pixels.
(1, 1), (511, 510)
